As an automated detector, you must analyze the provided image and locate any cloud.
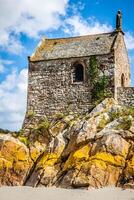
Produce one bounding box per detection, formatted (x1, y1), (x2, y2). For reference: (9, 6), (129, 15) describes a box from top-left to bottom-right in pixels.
(125, 32), (134, 50)
(0, 59), (13, 73)
(68, 2), (85, 14)
(0, 63), (4, 73)
(1, 35), (24, 55)
(63, 15), (112, 36)
(0, 0), (69, 54)
(0, 0), (114, 54)
(0, 68), (28, 130)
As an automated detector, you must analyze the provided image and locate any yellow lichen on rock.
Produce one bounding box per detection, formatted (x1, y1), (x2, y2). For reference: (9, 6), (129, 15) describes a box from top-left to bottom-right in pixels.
(0, 158), (12, 170)
(0, 98), (134, 188)
(63, 145), (91, 171)
(0, 134), (33, 186)
(38, 144), (65, 168)
(29, 141), (46, 161)
(16, 147), (29, 161)
(73, 145), (90, 159)
(90, 152), (125, 168)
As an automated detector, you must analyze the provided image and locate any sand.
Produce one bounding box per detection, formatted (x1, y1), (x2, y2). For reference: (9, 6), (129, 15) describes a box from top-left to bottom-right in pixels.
(0, 187), (134, 200)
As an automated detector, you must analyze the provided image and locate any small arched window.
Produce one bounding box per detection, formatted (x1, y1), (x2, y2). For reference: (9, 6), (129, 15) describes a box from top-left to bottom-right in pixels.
(121, 73), (125, 87)
(73, 63), (84, 82)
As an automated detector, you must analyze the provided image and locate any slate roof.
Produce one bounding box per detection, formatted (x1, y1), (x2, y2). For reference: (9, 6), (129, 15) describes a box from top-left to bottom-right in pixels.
(30, 32), (117, 61)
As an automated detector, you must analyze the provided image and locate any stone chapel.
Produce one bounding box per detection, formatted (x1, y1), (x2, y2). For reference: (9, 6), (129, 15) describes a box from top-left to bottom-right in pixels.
(24, 11), (134, 124)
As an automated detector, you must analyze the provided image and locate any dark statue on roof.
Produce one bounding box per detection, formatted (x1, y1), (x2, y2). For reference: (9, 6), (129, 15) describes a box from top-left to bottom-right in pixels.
(116, 10), (122, 31)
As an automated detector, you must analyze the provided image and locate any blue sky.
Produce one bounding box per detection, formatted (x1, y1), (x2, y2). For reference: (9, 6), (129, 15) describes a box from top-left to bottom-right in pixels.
(0, 0), (134, 131)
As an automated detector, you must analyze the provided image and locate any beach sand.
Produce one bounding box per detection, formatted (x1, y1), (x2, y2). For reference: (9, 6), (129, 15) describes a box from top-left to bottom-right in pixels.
(0, 187), (134, 200)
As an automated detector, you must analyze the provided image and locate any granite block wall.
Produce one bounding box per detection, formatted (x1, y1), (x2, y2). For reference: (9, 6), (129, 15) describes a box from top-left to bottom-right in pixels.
(114, 33), (131, 99)
(23, 53), (115, 126)
(117, 87), (134, 106)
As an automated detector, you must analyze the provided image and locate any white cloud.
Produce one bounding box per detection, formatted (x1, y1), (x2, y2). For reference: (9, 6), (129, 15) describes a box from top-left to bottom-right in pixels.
(0, 68), (28, 131)
(2, 35), (24, 55)
(125, 32), (134, 50)
(64, 15), (112, 36)
(0, 63), (4, 73)
(0, 0), (69, 54)
(69, 2), (85, 14)
(0, 59), (13, 73)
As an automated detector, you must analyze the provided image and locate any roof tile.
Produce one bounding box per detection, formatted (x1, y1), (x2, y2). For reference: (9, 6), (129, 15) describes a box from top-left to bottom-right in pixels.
(30, 32), (117, 61)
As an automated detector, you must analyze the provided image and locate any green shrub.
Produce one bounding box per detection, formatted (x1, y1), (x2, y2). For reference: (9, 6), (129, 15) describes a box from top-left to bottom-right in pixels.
(116, 117), (132, 130)
(109, 110), (123, 121)
(97, 117), (110, 132)
(110, 106), (134, 122)
(89, 56), (112, 105)
(19, 128), (25, 135)
(18, 136), (30, 146)
(124, 107), (134, 117)
(27, 111), (35, 119)
(54, 113), (65, 120)
(36, 117), (50, 132)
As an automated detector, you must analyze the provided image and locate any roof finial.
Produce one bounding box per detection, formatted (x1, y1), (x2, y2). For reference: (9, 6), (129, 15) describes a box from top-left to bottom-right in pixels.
(116, 10), (122, 32)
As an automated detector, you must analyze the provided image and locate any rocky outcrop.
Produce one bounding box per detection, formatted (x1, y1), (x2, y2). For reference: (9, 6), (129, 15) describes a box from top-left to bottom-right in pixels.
(0, 134), (32, 186)
(0, 98), (134, 189)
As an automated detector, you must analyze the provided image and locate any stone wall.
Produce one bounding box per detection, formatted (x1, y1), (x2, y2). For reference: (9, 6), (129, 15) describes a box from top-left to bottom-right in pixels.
(114, 32), (131, 99)
(23, 53), (115, 125)
(117, 87), (134, 106)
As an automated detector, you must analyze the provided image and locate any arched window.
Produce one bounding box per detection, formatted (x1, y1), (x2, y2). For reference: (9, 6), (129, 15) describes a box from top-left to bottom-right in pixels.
(73, 63), (84, 82)
(121, 73), (125, 87)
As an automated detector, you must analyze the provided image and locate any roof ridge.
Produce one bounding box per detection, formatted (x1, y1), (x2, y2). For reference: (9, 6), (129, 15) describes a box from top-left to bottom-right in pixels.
(44, 31), (116, 41)
(30, 30), (119, 61)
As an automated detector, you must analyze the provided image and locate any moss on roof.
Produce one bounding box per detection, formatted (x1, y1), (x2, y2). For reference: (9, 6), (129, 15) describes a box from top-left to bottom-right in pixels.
(30, 32), (118, 61)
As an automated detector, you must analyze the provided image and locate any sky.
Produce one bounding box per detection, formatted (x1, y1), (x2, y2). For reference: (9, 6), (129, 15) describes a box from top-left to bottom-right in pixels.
(0, 0), (134, 131)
